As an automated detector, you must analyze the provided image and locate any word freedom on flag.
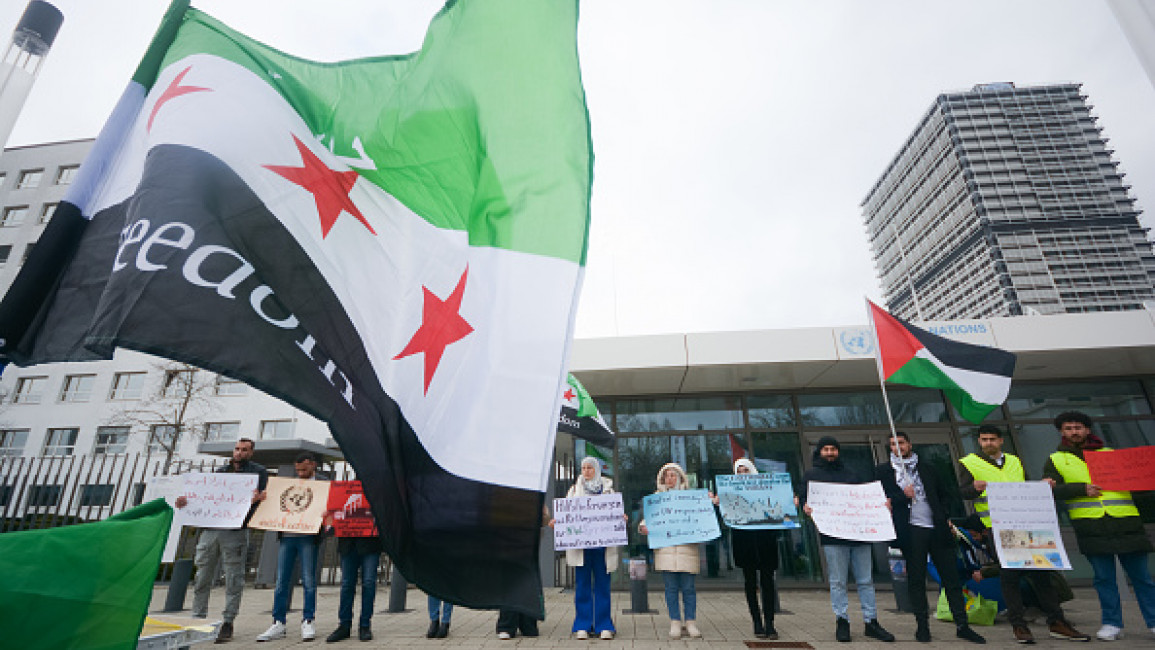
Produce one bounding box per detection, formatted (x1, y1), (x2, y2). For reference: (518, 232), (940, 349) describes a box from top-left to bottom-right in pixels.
(0, 0), (591, 615)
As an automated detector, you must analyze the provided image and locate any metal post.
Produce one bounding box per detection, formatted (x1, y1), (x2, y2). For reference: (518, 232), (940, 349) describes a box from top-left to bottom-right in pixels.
(386, 564), (408, 612)
(163, 558), (194, 612)
(621, 558), (656, 614)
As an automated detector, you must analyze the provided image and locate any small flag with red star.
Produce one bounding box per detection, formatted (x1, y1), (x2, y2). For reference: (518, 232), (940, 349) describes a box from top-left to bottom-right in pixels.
(558, 374), (615, 447)
(0, 0), (590, 618)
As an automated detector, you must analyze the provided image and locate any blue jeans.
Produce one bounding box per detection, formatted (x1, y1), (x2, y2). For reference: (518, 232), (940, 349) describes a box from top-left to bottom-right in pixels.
(338, 547), (379, 628)
(573, 548), (614, 633)
(663, 571), (697, 621)
(428, 596), (453, 623)
(1086, 552), (1155, 629)
(271, 536), (318, 623)
(823, 545), (876, 621)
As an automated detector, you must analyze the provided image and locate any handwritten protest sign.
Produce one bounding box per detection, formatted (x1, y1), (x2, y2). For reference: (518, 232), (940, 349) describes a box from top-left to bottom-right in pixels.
(806, 481), (895, 542)
(178, 472), (258, 529)
(642, 489), (720, 549)
(143, 475), (184, 562)
(717, 473), (800, 530)
(1085, 446), (1155, 492)
(553, 493), (628, 550)
(987, 481), (1071, 570)
(249, 477), (330, 533)
(327, 481), (378, 537)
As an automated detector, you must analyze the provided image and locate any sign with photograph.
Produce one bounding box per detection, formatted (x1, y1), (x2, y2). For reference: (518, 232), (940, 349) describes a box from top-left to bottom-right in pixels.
(552, 493), (628, 550)
(806, 481), (895, 542)
(716, 472), (800, 529)
(987, 481), (1071, 570)
(326, 481), (378, 537)
(248, 477), (330, 534)
(642, 489), (720, 549)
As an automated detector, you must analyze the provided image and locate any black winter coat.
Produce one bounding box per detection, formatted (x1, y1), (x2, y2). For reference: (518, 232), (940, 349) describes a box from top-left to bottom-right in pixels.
(801, 456), (868, 547)
(874, 459), (955, 551)
(732, 528), (779, 571)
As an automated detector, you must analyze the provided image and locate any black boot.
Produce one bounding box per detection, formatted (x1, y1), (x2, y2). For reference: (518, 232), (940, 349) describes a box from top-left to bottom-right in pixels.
(746, 582), (764, 637)
(915, 617), (931, 643)
(426, 620), (440, 639)
(836, 617), (851, 642)
(761, 578), (778, 640)
(752, 618), (766, 638)
(763, 617), (778, 641)
(436, 622), (450, 639)
(956, 624), (986, 644)
(325, 624), (350, 643)
(865, 619), (895, 642)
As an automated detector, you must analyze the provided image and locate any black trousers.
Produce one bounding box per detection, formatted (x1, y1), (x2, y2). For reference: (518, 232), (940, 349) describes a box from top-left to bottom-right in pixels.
(1002, 568), (1064, 627)
(496, 609), (538, 637)
(904, 526), (967, 623)
(742, 567), (775, 629)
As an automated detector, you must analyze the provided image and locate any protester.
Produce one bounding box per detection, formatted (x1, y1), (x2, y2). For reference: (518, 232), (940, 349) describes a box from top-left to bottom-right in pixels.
(495, 609), (538, 640)
(175, 438), (268, 644)
(1043, 411), (1155, 641)
(800, 436), (894, 643)
(550, 456), (619, 640)
(639, 462), (703, 639)
(325, 530), (382, 642)
(426, 596), (453, 639)
(257, 452), (327, 642)
(876, 431), (984, 644)
(958, 424), (1088, 643)
(728, 458), (780, 640)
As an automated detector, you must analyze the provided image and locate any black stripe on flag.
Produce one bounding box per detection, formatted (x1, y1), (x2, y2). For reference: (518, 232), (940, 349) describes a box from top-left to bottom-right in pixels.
(894, 312), (1015, 378)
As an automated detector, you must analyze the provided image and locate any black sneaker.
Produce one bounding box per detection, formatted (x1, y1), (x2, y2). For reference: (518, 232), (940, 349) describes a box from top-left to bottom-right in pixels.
(436, 622), (450, 639)
(215, 621), (234, 644)
(836, 617), (851, 642)
(358, 627), (372, 642)
(325, 625), (350, 643)
(425, 621), (439, 639)
(957, 625), (987, 644)
(915, 618), (931, 643)
(865, 619), (895, 642)
(764, 625), (779, 641)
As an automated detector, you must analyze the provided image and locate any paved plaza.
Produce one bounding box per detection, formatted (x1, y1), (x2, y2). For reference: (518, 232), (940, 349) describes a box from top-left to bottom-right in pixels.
(148, 583), (1155, 649)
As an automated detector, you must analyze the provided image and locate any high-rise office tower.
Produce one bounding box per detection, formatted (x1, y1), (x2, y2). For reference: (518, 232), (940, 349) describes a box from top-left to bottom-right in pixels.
(862, 82), (1155, 320)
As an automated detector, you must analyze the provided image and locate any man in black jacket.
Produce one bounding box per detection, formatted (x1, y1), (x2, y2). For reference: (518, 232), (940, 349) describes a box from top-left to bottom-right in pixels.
(876, 431), (985, 644)
(801, 435), (894, 643)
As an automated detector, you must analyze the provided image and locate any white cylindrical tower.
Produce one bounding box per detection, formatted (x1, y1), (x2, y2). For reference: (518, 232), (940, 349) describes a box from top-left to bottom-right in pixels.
(0, 1), (63, 149)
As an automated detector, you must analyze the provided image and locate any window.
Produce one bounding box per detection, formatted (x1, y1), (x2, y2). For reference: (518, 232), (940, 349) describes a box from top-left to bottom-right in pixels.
(1, 205), (28, 227)
(163, 369), (196, 397)
(214, 376), (247, 396)
(59, 374), (96, 402)
(93, 426), (130, 455)
(259, 420), (295, 440)
(0, 173), (6, 188)
(39, 202), (56, 224)
(0, 244), (11, 265)
(27, 484), (63, 507)
(109, 372), (146, 400)
(148, 424), (179, 455)
(43, 428), (79, 456)
(79, 484), (115, 507)
(614, 396), (743, 433)
(22, 242), (35, 263)
(204, 421), (240, 442)
(12, 376), (47, 404)
(0, 484), (12, 507)
(0, 429), (29, 457)
(55, 165), (79, 185)
(16, 169), (42, 189)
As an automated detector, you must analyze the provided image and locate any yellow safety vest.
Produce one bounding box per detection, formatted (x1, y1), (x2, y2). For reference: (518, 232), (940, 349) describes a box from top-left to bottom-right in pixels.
(959, 453), (1025, 527)
(1049, 449), (1139, 519)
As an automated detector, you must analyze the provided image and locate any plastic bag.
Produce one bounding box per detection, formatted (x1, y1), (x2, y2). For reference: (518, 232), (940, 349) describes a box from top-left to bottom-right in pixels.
(935, 588), (997, 626)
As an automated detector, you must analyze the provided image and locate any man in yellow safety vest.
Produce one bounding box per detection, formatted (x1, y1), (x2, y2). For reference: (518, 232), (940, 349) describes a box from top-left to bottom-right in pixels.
(958, 424), (1089, 643)
(1042, 411), (1155, 642)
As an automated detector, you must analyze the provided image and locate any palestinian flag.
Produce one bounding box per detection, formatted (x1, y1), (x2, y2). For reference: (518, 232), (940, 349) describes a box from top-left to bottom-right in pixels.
(558, 373), (615, 447)
(0, 499), (173, 649)
(0, 0), (590, 616)
(867, 300), (1015, 424)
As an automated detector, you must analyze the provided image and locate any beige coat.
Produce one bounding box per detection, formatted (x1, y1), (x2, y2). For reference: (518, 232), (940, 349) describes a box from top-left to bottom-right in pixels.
(564, 477), (620, 572)
(640, 463), (701, 574)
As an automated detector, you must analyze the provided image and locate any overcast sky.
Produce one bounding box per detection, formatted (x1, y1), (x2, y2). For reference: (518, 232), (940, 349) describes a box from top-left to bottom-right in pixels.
(4, 0), (1154, 339)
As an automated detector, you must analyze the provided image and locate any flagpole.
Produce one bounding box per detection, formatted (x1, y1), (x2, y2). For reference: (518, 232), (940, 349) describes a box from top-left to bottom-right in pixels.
(865, 298), (912, 490)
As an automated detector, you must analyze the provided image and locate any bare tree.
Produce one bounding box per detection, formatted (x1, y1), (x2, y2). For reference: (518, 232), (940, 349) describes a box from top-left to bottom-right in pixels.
(108, 360), (223, 468)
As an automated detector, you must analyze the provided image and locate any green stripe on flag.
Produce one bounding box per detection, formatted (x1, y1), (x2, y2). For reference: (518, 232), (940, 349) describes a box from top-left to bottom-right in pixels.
(0, 499), (174, 649)
(888, 357), (999, 424)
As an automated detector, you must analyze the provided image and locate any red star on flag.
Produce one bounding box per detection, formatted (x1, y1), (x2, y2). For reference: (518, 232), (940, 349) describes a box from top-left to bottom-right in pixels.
(394, 267), (474, 394)
(563, 388), (576, 402)
(264, 134), (376, 238)
(148, 66), (210, 132)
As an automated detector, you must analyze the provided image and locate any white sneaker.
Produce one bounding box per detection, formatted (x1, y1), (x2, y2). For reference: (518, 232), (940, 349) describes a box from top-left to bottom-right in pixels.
(1097, 625), (1123, 641)
(600, 630), (615, 640)
(685, 620), (702, 638)
(301, 619), (316, 641)
(257, 621), (287, 642)
(497, 631), (511, 640)
(669, 620), (683, 639)
(575, 629), (589, 640)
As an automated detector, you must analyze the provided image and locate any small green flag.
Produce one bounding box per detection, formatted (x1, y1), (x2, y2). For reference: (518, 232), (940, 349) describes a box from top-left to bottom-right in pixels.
(0, 499), (173, 649)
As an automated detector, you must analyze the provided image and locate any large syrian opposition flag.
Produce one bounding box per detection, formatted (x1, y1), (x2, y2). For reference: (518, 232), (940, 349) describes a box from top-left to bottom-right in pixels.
(867, 300), (1016, 424)
(558, 373), (615, 447)
(0, 0), (590, 616)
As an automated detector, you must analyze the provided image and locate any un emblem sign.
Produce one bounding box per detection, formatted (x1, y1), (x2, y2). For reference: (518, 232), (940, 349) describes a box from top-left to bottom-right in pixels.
(839, 328), (874, 356)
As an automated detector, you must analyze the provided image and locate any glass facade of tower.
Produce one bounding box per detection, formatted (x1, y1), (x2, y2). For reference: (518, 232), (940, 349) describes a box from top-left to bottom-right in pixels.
(862, 83), (1155, 320)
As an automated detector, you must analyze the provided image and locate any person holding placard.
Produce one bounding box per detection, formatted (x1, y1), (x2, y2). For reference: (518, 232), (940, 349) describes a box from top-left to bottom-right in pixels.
(876, 431), (985, 644)
(176, 437), (268, 644)
(800, 436), (894, 644)
(640, 462), (704, 640)
(552, 456), (620, 640)
(958, 424), (1089, 644)
(1043, 411), (1155, 642)
(728, 458), (780, 640)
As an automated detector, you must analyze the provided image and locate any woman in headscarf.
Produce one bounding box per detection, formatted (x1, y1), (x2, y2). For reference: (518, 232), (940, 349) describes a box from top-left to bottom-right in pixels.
(729, 458), (780, 640)
(639, 462), (703, 640)
(553, 456), (620, 640)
